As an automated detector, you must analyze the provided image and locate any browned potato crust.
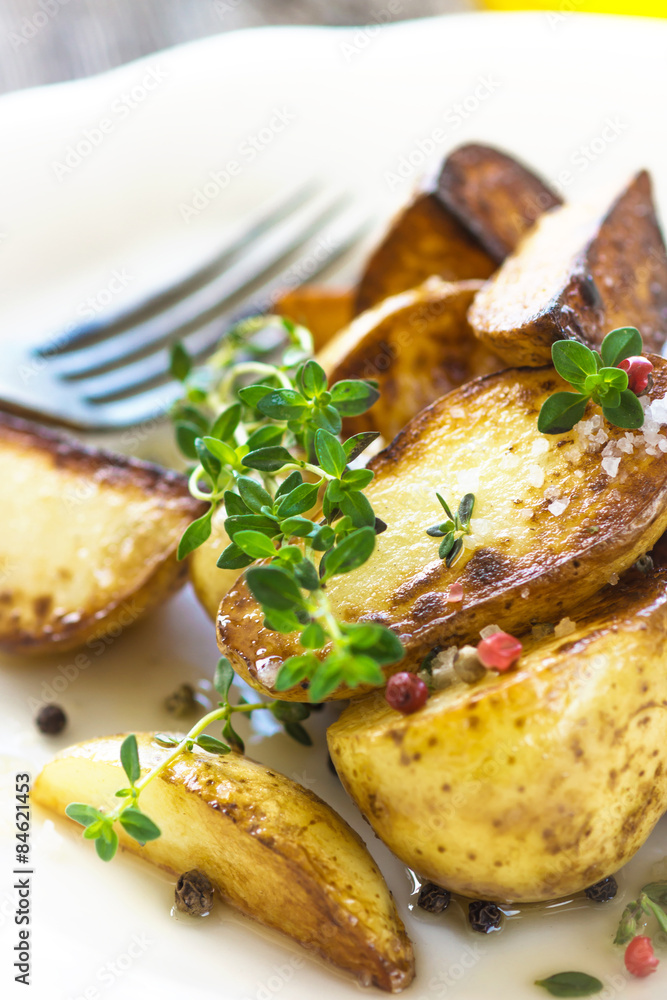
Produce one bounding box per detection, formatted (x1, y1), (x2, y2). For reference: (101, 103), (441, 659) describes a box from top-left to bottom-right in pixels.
(0, 414), (205, 654)
(436, 142), (562, 261)
(217, 357), (667, 700)
(318, 278), (503, 441)
(469, 170), (667, 365)
(274, 285), (354, 352)
(328, 554), (667, 902)
(354, 144), (561, 314)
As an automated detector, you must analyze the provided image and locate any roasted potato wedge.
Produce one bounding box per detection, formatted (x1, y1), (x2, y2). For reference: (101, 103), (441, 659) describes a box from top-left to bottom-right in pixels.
(0, 415), (205, 654)
(354, 144), (561, 313)
(275, 286), (354, 352)
(32, 734), (415, 992)
(217, 358), (667, 700)
(190, 505), (242, 621)
(317, 278), (502, 441)
(354, 191), (495, 315)
(436, 142), (563, 261)
(328, 555), (667, 902)
(469, 170), (667, 365)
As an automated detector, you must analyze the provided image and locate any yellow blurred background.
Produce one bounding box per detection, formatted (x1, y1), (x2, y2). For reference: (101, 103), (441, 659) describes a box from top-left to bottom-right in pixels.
(482, 0), (665, 13)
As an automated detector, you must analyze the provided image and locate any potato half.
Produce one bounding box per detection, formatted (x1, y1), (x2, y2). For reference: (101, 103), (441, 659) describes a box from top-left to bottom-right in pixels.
(354, 143), (561, 314)
(318, 278), (503, 441)
(0, 414), (205, 654)
(217, 358), (667, 700)
(328, 556), (667, 902)
(469, 170), (667, 365)
(32, 735), (414, 992)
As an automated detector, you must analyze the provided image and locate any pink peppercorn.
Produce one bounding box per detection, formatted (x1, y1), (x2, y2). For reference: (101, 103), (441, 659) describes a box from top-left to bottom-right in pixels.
(625, 935), (659, 978)
(385, 672), (429, 714)
(476, 632), (523, 672)
(618, 356), (653, 395)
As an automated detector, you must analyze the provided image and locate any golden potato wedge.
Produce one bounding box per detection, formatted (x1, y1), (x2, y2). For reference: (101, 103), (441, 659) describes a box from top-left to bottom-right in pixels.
(0, 414), (205, 654)
(354, 191), (495, 315)
(436, 142), (563, 261)
(274, 286), (354, 352)
(328, 555), (667, 903)
(190, 505), (243, 621)
(32, 734), (414, 992)
(469, 170), (667, 366)
(317, 278), (503, 441)
(217, 357), (667, 700)
(354, 144), (561, 314)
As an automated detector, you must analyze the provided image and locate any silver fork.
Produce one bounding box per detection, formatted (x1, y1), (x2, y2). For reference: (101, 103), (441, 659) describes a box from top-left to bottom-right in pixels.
(0, 183), (372, 431)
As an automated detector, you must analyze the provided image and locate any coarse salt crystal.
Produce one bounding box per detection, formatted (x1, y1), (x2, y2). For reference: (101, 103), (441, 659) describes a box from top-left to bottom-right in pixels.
(544, 486), (562, 501)
(518, 507), (534, 520)
(447, 582), (463, 602)
(601, 456), (621, 478)
(646, 447), (658, 456)
(650, 396), (667, 424)
(554, 617), (576, 638)
(617, 436), (634, 454)
(608, 572), (619, 585)
(449, 406), (465, 419)
(547, 499), (569, 516)
(527, 465), (544, 488)
(521, 588), (529, 598)
(480, 624), (501, 639)
(531, 437), (550, 455)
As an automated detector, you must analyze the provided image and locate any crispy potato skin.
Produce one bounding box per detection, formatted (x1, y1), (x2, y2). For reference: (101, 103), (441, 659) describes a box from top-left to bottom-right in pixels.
(217, 358), (667, 700)
(354, 192), (495, 315)
(318, 278), (503, 441)
(274, 286), (354, 353)
(32, 735), (414, 992)
(469, 171), (667, 365)
(354, 144), (562, 315)
(437, 143), (562, 261)
(328, 561), (667, 902)
(0, 414), (205, 654)
(190, 505), (242, 621)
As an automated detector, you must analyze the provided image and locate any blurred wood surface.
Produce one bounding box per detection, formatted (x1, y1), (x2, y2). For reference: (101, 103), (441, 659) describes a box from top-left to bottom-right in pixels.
(0, 0), (470, 94)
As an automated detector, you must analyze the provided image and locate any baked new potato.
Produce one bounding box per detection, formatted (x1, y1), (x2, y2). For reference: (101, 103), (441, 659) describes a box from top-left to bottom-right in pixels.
(32, 734), (414, 992)
(327, 553), (667, 902)
(354, 143), (561, 314)
(317, 278), (503, 441)
(274, 285), (354, 352)
(0, 414), (205, 654)
(190, 505), (242, 621)
(469, 170), (667, 365)
(217, 358), (667, 700)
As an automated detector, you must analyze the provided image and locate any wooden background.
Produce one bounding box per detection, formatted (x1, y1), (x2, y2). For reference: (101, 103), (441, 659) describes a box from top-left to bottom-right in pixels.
(0, 0), (471, 94)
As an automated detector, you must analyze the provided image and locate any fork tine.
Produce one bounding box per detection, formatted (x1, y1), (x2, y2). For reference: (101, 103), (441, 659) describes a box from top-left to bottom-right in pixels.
(50, 189), (348, 382)
(79, 206), (371, 412)
(36, 180), (320, 359)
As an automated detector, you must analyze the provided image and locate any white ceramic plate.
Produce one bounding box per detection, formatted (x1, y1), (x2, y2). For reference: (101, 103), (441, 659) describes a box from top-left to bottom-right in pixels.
(2, 12), (667, 1000)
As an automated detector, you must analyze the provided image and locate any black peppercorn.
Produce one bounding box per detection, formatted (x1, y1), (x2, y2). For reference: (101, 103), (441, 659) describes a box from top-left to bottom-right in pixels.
(584, 876), (618, 903)
(35, 704), (67, 735)
(164, 683), (197, 718)
(418, 882), (451, 914)
(468, 899), (502, 933)
(175, 870), (215, 915)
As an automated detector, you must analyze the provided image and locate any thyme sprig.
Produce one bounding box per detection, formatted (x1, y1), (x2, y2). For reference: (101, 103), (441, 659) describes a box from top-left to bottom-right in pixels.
(538, 327), (646, 434)
(425, 492), (475, 567)
(65, 659), (315, 860)
(170, 315), (404, 700)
